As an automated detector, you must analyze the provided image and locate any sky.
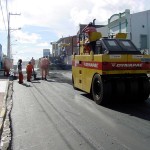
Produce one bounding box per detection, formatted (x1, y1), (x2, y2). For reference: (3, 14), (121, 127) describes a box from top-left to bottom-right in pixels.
(0, 0), (150, 64)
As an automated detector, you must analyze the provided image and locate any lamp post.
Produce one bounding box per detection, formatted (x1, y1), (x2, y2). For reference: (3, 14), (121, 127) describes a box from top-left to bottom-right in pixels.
(7, 12), (21, 59)
(10, 40), (18, 59)
(7, 13), (10, 59)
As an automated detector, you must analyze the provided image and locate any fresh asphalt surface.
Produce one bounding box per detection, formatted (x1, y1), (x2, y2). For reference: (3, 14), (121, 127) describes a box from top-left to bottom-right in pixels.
(11, 70), (150, 150)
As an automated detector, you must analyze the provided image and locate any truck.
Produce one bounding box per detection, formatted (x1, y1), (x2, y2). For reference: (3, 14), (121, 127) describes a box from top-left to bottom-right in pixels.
(72, 21), (150, 105)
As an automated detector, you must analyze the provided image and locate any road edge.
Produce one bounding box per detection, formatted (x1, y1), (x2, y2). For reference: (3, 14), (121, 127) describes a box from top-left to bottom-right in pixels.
(0, 80), (10, 140)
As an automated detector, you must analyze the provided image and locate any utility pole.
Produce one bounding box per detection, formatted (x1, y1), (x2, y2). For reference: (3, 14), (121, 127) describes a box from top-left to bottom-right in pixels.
(7, 12), (21, 59)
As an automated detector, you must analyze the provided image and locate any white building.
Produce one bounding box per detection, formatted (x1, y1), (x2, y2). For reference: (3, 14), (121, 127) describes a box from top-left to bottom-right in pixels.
(43, 49), (50, 57)
(50, 42), (58, 57)
(108, 9), (150, 53)
(97, 25), (108, 37)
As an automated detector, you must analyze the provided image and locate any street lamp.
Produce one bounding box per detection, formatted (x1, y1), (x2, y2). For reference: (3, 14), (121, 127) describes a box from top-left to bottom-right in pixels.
(7, 28), (21, 60)
(7, 12), (21, 59)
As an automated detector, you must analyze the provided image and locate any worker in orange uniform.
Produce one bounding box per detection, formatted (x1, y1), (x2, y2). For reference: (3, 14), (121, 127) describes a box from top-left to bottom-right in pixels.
(17, 59), (23, 84)
(4, 57), (11, 76)
(26, 61), (33, 82)
(40, 56), (50, 80)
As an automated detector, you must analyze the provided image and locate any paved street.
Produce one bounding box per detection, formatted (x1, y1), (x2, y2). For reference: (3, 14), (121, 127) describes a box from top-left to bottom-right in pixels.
(8, 70), (150, 150)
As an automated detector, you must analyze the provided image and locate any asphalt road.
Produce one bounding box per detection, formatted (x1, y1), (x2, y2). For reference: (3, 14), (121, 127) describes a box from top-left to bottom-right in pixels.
(10, 70), (150, 150)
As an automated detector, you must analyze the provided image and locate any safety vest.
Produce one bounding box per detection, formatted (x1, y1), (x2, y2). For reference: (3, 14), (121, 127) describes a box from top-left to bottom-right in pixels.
(26, 64), (33, 72)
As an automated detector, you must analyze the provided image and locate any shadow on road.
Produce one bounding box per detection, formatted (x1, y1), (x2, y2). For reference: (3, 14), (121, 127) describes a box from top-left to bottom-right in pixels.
(106, 98), (150, 121)
(46, 72), (72, 85)
(36, 71), (150, 122)
(82, 92), (150, 122)
(21, 83), (32, 87)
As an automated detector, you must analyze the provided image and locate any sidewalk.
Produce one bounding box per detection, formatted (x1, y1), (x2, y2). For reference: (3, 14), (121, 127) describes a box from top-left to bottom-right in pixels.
(0, 76), (9, 138)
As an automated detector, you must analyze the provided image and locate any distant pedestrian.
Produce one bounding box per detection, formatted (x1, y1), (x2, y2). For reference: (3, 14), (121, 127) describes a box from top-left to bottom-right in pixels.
(30, 57), (35, 71)
(4, 57), (11, 76)
(17, 59), (23, 84)
(40, 56), (50, 80)
(26, 61), (33, 82)
(30, 57), (36, 79)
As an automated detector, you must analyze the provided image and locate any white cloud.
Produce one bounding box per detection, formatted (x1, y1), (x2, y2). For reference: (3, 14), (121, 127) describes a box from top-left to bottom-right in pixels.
(6, 0), (148, 37)
(12, 30), (41, 44)
(1, 0), (148, 30)
(37, 42), (49, 47)
(12, 46), (43, 64)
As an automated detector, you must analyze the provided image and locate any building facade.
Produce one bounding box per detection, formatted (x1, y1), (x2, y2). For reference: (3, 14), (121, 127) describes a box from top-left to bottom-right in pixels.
(108, 9), (150, 53)
(51, 36), (77, 65)
(51, 42), (58, 57)
(97, 26), (108, 37)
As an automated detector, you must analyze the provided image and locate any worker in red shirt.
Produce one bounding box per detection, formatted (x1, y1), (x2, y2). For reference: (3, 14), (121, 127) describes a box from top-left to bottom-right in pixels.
(82, 22), (97, 33)
(26, 61), (33, 82)
(82, 22), (97, 53)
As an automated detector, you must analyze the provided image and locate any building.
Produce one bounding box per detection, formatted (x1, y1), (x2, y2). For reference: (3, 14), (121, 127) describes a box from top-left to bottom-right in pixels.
(97, 25), (108, 37)
(51, 42), (58, 57)
(51, 36), (77, 65)
(43, 49), (50, 57)
(51, 9), (150, 64)
(108, 9), (150, 53)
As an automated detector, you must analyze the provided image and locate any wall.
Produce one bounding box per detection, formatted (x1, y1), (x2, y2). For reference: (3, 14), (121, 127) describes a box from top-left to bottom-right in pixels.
(108, 9), (150, 54)
(108, 10), (130, 37)
(97, 26), (108, 37)
(131, 10), (150, 52)
(51, 36), (77, 65)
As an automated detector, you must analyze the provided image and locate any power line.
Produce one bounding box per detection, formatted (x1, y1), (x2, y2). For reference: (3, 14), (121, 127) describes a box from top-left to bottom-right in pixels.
(0, 0), (7, 30)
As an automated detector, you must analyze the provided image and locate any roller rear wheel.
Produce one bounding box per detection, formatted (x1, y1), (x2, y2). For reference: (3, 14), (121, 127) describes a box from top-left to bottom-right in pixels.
(129, 80), (139, 101)
(91, 74), (112, 105)
(115, 81), (126, 101)
(138, 78), (150, 102)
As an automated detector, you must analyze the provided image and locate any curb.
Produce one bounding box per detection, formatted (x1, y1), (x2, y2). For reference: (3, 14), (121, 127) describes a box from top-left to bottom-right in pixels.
(0, 80), (9, 139)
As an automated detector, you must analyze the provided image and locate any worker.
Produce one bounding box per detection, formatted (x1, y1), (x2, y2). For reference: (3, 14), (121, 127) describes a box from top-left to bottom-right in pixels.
(83, 40), (91, 54)
(40, 56), (50, 80)
(30, 57), (35, 71)
(26, 61), (33, 82)
(4, 58), (11, 76)
(82, 22), (97, 33)
(17, 59), (23, 84)
(30, 57), (36, 79)
(82, 22), (97, 53)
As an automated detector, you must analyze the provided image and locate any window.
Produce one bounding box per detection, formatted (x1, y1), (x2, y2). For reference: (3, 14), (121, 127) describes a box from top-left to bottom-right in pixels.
(118, 39), (138, 51)
(103, 39), (122, 51)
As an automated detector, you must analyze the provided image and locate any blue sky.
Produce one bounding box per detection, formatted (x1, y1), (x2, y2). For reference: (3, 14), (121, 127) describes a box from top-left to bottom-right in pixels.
(0, 0), (150, 64)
